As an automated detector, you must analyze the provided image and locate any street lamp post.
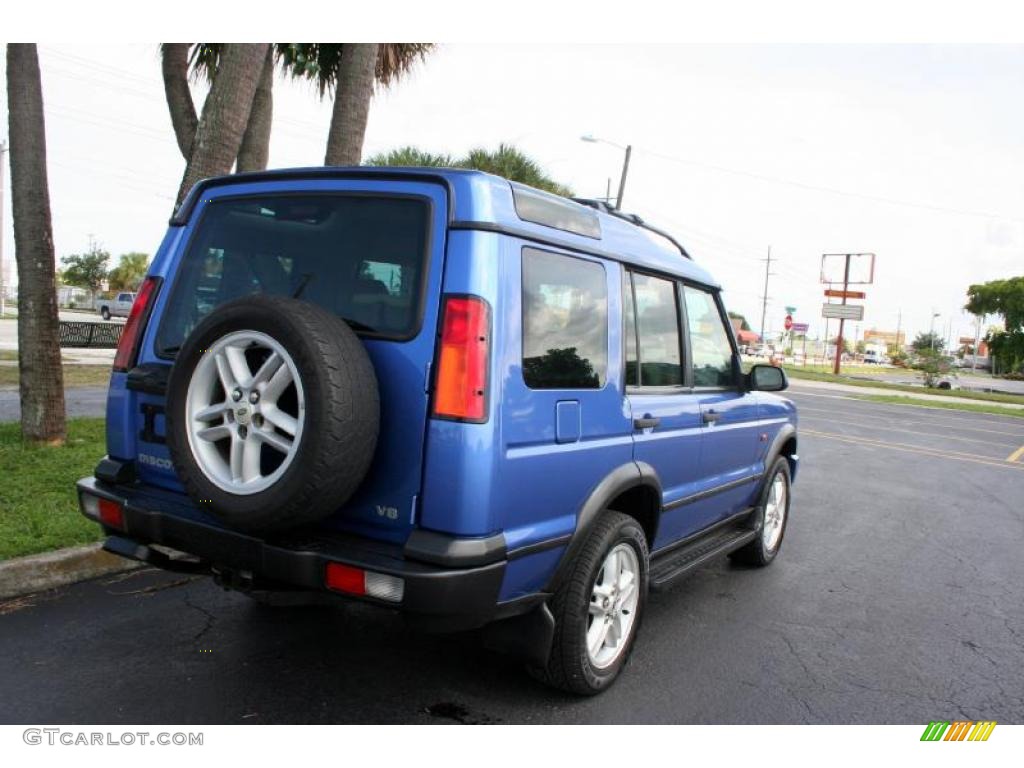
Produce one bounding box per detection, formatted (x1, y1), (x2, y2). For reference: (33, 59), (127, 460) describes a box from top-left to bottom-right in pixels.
(930, 311), (940, 350)
(581, 135), (632, 210)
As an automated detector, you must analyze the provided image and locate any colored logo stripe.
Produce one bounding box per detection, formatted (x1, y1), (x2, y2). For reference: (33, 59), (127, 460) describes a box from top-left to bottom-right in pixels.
(920, 720), (996, 741)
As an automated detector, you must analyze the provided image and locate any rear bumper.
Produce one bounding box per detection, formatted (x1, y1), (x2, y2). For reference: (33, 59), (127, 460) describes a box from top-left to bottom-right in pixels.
(76, 476), (510, 632)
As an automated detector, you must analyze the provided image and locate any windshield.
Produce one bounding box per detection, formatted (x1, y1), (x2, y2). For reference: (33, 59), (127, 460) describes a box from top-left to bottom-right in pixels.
(155, 194), (430, 355)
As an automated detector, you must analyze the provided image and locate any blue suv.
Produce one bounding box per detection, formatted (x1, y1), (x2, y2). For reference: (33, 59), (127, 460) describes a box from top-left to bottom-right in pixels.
(78, 168), (798, 695)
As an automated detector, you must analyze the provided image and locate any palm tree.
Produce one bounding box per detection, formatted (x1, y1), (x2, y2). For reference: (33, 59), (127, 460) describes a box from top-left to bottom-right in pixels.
(175, 44), (269, 206)
(366, 143), (574, 197)
(177, 43), (275, 172)
(324, 43), (378, 165)
(462, 144), (573, 196)
(365, 147), (456, 167)
(6, 44), (66, 444)
(278, 44), (434, 165)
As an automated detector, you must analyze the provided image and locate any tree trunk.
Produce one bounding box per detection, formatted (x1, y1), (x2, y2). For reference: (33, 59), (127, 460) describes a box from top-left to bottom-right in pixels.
(324, 43), (379, 166)
(175, 43), (268, 208)
(6, 44), (66, 445)
(161, 43), (198, 160)
(236, 48), (274, 172)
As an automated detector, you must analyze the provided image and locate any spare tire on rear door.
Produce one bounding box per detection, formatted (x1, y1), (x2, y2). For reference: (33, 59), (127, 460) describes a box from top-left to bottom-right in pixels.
(165, 295), (379, 533)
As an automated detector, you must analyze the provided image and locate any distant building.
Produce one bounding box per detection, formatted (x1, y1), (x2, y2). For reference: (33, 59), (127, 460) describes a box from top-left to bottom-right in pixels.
(863, 328), (905, 349)
(736, 329), (761, 346)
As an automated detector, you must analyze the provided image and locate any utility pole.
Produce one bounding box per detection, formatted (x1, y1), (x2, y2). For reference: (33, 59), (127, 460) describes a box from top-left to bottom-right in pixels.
(0, 140), (6, 318)
(832, 253), (852, 375)
(895, 309), (902, 351)
(615, 145), (632, 211)
(759, 246), (773, 348)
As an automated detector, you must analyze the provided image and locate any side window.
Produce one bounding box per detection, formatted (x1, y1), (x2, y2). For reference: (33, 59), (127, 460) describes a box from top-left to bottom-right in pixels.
(683, 285), (736, 387)
(522, 248), (608, 389)
(632, 272), (683, 387)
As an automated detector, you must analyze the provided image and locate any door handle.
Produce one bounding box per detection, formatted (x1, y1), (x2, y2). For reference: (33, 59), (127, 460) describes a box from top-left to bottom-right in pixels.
(633, 416), (660, 430)
(702, 410), (721, 424)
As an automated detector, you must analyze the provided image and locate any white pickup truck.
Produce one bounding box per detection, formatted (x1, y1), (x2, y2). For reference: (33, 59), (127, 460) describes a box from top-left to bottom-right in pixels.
(95, 292), (136, 320)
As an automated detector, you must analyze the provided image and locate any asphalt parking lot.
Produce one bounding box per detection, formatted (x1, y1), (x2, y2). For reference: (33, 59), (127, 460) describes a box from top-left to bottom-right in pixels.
(1, 386), (1022, 724)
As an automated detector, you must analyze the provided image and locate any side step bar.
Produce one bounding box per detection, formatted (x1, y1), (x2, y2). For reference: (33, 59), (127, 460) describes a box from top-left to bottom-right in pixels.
(648, 526), (757, 591)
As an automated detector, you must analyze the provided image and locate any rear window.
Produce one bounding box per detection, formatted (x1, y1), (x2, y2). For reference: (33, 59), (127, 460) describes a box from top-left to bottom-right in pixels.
(155, 195), (430, 355)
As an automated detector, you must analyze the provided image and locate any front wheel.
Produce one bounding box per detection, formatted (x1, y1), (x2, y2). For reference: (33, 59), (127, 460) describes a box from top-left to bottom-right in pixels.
(730, 455), (791, 567)
(531, 511), (649, 695)
(100, 306), (111, 320)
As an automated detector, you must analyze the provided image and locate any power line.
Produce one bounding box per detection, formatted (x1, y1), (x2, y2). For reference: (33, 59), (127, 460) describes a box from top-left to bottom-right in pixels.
(636, 145), (1024, 224)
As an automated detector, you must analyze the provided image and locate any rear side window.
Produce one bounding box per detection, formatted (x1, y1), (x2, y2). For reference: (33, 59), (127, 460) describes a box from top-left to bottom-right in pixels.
(155, 195), (430, 355)
(522, 248), (607, 389)
(631, 272), (683, 387)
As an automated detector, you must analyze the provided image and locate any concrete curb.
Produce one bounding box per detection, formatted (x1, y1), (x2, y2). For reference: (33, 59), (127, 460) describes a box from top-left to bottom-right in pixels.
(0, 543), (141, 600)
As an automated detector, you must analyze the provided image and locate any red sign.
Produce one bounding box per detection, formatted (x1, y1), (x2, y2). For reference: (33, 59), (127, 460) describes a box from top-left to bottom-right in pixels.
(784, 314), (793, 331)
(824, 289), (866, 299)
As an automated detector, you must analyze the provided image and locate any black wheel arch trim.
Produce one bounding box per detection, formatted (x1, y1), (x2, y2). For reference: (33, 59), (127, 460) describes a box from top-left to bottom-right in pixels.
(545, 461), (662, 592)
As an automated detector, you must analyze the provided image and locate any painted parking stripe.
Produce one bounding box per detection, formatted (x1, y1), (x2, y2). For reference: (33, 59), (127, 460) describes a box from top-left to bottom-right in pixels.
(792, 401), (1024, 438)
(801, 429), (1024, 472)
(1008, 445), (1024, 463)
(798, 413), (1020, 449)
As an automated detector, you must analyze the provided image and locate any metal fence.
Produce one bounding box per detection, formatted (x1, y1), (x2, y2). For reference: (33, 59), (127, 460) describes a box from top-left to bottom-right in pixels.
(58, 321), (123, 348)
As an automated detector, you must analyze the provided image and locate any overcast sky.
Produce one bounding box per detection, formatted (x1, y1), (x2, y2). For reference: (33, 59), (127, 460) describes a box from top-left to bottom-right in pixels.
(2, 43), (1022, 344)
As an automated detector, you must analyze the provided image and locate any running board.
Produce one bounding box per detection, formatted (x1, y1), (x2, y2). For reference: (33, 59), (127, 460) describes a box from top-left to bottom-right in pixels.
(649, 527), (757, 591)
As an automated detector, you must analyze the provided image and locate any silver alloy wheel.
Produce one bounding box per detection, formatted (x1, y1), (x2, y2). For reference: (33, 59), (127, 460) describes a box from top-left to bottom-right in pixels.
(762, 472), (787, 552)
(184, 330), (305, 495)
(587, 542), (641, 669)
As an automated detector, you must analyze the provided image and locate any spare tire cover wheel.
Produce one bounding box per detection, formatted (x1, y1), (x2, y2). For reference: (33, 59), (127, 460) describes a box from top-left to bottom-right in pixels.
(165, 295), (380, 533)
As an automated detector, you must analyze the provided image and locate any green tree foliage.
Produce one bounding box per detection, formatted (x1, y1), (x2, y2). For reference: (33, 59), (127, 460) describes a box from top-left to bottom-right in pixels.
(60, 240), (110, 299)
(727, 311), (751, 331)
(107, 252), (150, 292)
(966, 276), (1024, 373)
(911, 331), (945, 354)
(365, 146), (457, 168)
(911, 348), (954, 388)
(366, 143), (573, 197)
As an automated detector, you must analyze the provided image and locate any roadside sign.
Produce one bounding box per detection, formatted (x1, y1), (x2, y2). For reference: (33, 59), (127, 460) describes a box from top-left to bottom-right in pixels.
(822, 303), (864, 321)
(784, 306), (797, 315)
(784, 314), (793, 331)
(791, 322), (809, 333)
(824, 289), (867, 299)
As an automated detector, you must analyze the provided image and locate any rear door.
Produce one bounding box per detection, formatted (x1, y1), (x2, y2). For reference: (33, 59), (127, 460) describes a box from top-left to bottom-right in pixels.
(682, 284), (761, 520)
(623, 269), (706, 548)
(127, 179), (450, 544)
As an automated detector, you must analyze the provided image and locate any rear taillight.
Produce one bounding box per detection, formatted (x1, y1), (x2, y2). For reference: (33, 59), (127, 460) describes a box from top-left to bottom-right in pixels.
(325, 563), (404, 602)
(80, 491), (125, 530)
(113, 276), (161, 372)
(432, 296), (490, 422)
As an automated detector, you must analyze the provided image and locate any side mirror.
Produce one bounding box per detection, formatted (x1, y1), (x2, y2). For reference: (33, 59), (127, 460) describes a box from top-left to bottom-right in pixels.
(747, 364), (788, 392)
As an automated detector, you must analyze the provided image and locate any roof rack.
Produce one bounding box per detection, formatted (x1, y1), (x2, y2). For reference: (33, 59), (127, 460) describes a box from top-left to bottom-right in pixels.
(572, 198), (692, 260)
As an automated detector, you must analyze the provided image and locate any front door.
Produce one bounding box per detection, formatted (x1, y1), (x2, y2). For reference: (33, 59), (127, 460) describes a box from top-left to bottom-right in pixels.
(682, 284), (761, 520)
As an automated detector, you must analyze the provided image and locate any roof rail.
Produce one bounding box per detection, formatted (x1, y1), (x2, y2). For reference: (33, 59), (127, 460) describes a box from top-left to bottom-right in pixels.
(572, 198), (692, 260)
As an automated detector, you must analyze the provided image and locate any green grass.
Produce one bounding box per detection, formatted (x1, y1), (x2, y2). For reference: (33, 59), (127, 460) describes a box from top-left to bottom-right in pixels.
(784, 366), (1024, 405)
(0, 418), (106, 560)
(0, 350), (17, 361)
(0, 364), (111, 389)
(853, 395), (1024, 419)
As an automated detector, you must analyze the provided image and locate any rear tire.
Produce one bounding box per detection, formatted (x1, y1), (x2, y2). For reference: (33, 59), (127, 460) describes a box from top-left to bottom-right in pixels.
(730, 456), (791, 567)
(531, 511), (649, 695)
(100, 306), (111, 320)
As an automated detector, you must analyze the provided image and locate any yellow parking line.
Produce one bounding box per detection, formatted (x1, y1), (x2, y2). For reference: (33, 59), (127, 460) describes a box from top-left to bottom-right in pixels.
(801, 429), (1024, 472)
(1008, 445), (1024, 463)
